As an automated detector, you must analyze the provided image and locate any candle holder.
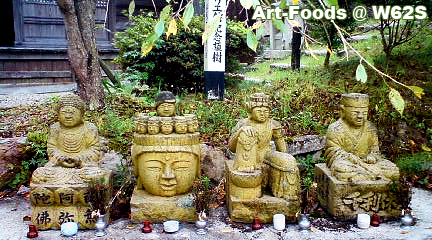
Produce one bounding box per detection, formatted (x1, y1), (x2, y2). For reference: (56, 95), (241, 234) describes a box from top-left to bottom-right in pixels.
(371, 212), (380, 227)
(400, 210), (414, 230)
(195, 211), (208, 235)
(27, 224), (38, 238)
(142, 220), (153, 233)
(273, 214), (285, 231)
(298, 214), (311, 231)
(95, 215), (107, 237)
(252, 216), (263, 230)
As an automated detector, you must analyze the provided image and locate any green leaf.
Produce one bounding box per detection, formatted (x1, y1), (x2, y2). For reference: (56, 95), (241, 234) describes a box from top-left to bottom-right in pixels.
(246, 30), (258, 52)
(407, 85), (425, 99)
(280, 0), (287, 10)
(272, 18), (286, 32)
(154, 20), (165, 38)
(128, 0), (135, 19)
(202, 14), (221, 45)
(160, 5), (172, 21)
(323, 0), (339, 8)
(256, 25), (266, 40)
(356, 63), (367, 83)
(389, 87), (405, 116)
(182, 2), (194, 29)
(240, 0), (253, 9)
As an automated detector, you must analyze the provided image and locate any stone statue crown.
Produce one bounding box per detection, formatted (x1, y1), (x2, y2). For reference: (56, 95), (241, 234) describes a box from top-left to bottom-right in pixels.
(341, 93), (369, 107)
(248, 93), (271, 110)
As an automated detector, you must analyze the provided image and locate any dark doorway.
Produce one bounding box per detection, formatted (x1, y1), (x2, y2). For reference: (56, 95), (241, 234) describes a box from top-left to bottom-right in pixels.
(0, 0), (15, 47)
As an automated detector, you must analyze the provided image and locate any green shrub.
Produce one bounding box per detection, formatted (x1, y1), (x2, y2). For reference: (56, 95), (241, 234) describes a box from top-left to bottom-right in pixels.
(9, 131), (48, 188)
(114, 15), (255, 93)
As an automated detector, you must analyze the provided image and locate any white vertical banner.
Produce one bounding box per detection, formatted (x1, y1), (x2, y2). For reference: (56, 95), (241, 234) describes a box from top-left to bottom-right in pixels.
(204, 0), (226, 72)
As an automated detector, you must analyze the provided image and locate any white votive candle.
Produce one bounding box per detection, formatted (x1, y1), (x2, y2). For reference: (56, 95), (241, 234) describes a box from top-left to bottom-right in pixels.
(273, 214), (285, 231)
(357, 213), (370, 229)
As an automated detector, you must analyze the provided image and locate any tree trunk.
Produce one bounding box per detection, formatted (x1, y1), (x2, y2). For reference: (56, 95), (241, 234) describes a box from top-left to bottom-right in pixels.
(57, 0), (105, 110)
(291, 27), (301, 70)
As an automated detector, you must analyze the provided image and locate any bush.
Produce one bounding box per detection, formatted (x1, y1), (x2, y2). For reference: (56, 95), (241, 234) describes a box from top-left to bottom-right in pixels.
(114, 15), (255, 94)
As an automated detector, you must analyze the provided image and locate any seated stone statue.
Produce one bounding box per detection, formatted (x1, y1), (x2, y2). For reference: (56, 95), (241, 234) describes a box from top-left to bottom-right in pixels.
(30, 94), (111, 230)
(130, 91), (200, 222)
(228, 93), (300, 201)
(32, 94), (109, 185)
(324, 93), (399, 182)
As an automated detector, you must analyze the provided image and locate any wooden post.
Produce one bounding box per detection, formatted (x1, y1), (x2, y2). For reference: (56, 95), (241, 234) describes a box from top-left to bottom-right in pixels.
(291, 26), (301, 70)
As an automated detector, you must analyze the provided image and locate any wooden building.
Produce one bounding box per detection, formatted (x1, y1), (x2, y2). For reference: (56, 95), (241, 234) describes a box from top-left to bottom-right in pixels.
(0, 0), (165, 86)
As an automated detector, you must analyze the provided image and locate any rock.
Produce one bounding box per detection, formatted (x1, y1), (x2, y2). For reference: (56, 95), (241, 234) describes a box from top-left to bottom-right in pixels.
(200, 144), (226, 182)
(101, 150), (124, 176)
(287, 135), (326, 161)
(0, 137), (27, 189)
(17, 185), (30, 196)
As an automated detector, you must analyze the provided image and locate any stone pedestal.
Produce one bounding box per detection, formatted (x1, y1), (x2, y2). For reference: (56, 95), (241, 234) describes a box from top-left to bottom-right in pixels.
(315, 163), (401, 221)
(226, 160), (300, 223)
(130, 188), (196, 223)
(30, 171), (112, 230)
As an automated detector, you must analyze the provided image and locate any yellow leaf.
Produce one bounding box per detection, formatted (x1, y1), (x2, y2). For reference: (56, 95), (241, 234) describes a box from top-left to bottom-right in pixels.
(166, 19), (177, 39)
(421, 144), (431, 152)
(326, 47), (333, 55)
(292, 0), (299, 4)
(251, 21), (262, 30)
(407, 85), (425, 99)
(288, 20), (300, 27)
(141, 42), (153, 56)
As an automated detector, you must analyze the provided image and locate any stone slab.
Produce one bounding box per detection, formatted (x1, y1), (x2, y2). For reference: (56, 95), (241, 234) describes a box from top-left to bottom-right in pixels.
(315, 163), (402, 221)
(130, 188), (197, 223)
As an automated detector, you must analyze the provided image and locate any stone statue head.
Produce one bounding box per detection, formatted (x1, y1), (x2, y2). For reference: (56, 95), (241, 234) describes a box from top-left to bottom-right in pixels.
(340, 93), (369, 128)
(184, 114), (199, 133)
(137, 147), (200, 197)
(174, 116), (188, 134)
(247, 93), (271, 123)
(147, 117), (160, 135)
(58, 94), (85, 128)
(156, 91), (176, 117)
(160, 117), (174, 135)
(135, 113), (149, 134)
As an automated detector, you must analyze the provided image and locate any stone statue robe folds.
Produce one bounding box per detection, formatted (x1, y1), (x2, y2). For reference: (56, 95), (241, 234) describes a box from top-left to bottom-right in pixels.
(325, 118), (399, 181)
(32, 122), (107, 185)
(228, 118), (299, 200)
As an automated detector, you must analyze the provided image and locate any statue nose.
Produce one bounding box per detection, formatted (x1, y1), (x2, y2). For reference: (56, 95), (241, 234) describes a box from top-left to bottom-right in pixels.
(162, 166), (175, 179)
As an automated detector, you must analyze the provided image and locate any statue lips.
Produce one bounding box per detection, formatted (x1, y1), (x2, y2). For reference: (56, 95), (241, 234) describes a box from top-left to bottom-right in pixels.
(161, 184), (176, 192)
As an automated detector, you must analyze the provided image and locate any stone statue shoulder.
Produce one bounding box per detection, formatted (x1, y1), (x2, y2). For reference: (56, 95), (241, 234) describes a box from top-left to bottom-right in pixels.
(83, 121), (98, 135)
(49, 122), (61, 134)
(271, 119), (282, 130)
(327, 118), (344, 134)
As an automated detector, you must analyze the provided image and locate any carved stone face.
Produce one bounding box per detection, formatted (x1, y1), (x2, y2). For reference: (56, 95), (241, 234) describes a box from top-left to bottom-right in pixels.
(148, 123), (160, 135)
(342, 106), (368, 128)
(138, 152), (198, 196)
(160, 123), (173, 135)
(175, 122), (188, 134)
(59, 106), (83, 127)
(251, 106), (270, 123)
(187, 120), (199, 133)
(136, 122), (147, 134)
(157, 103), (176, 117)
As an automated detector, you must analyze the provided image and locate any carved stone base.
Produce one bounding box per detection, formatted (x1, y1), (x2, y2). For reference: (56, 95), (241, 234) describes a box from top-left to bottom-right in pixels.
(130, 188), (197, 223)
(315, 163), (401, 221)
(30, 171), (112, 230)
(225, 160), (300, 223)
(227, 194), (300, 223)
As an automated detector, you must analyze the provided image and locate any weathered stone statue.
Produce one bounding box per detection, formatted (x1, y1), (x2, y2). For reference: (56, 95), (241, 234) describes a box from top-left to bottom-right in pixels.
(316, 93), (401, 220)
(325, 93), (399, 181)
(226, 93), (300, 223)
(130, 91), (200, 222)
(30, 94), (111, 229)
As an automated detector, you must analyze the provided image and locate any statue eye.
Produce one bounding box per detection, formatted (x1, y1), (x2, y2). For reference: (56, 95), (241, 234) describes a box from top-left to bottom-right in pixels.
(172, 161), (192, 171)
(145, 160), (163, 171)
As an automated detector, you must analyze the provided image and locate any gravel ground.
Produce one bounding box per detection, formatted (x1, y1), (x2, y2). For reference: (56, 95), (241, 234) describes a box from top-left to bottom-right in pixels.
(0, 188), (431, 240)
(0, 92), (72, 109)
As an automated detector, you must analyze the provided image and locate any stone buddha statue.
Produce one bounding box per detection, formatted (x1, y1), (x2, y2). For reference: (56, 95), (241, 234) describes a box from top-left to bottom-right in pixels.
(30, 94), (111, 230)
(324, 93), (399, 182)
(226, 93), (300, 223)
(130, 91), (200, 222)
(32, 94), (109, 185)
